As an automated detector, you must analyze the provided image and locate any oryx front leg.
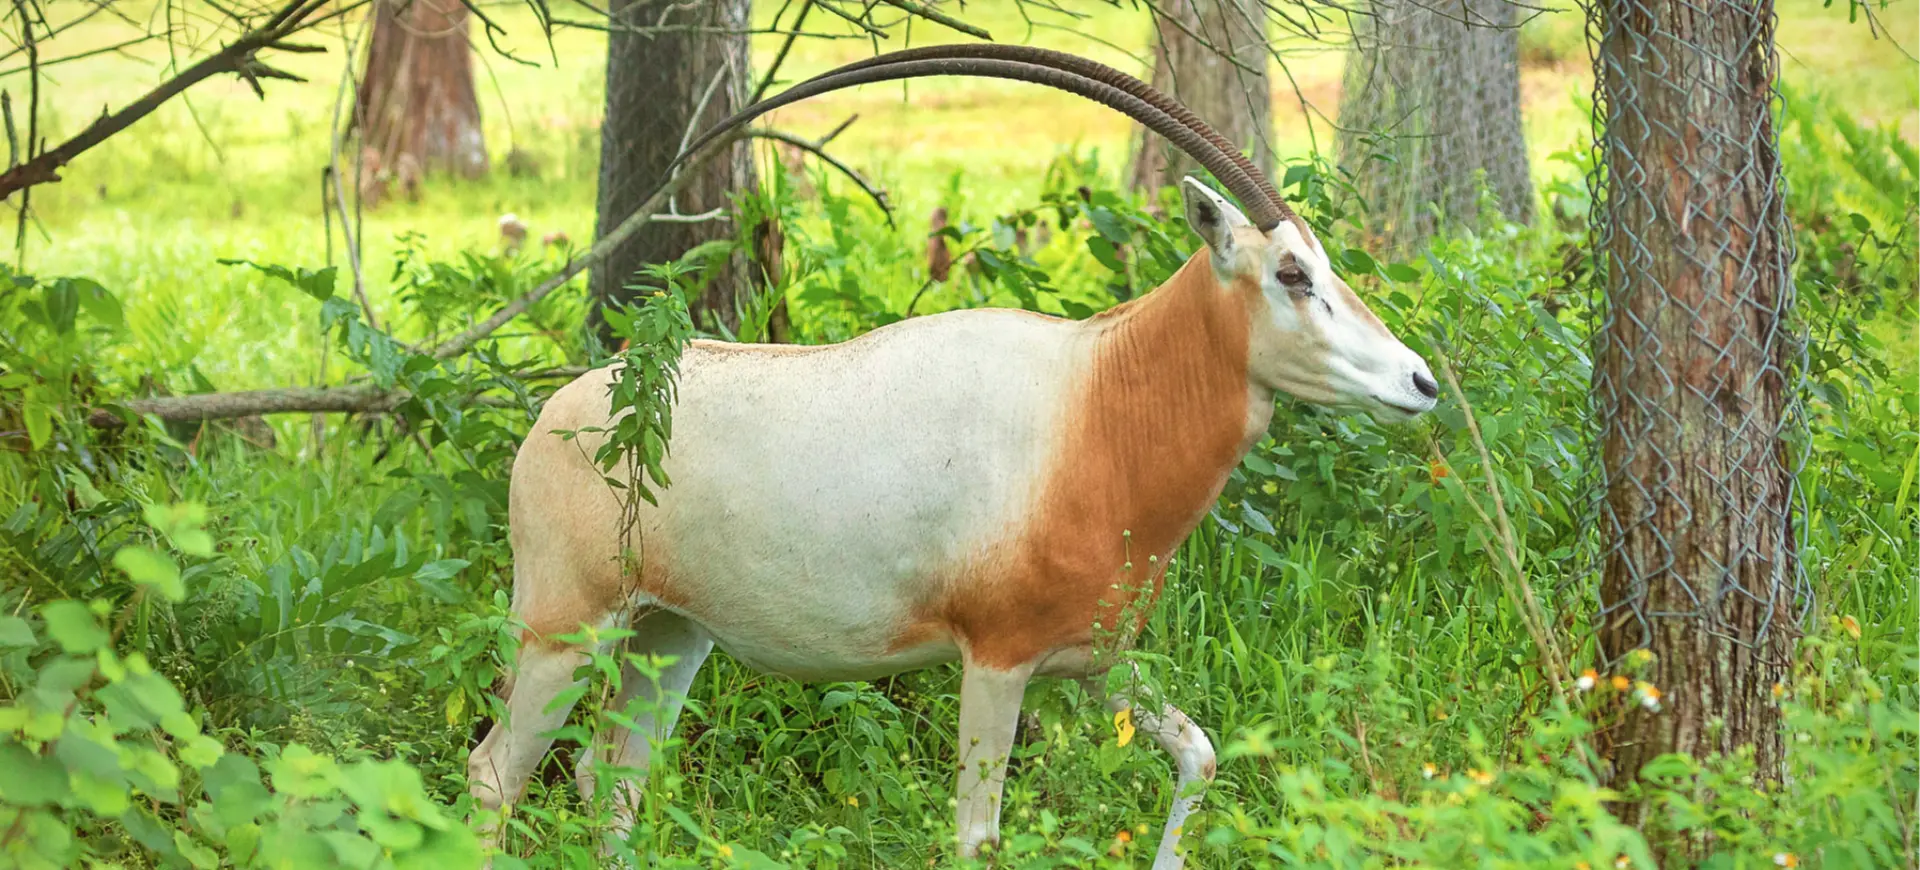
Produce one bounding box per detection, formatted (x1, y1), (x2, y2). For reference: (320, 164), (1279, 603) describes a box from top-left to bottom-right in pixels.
(954, 660), (1035, 859)
(1089, 678), (1216, 870)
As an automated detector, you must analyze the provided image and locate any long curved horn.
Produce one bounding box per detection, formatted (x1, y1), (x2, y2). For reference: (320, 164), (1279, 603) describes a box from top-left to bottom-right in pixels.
(797, 45), (1290, 221)
(669, 57), (1287, 231)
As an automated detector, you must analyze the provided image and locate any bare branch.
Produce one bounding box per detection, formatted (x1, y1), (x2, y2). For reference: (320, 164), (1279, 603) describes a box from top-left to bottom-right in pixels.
(750, 0), (812, 103)
(810, 0), (889, 37)
(324, 8), (377, 328)
(749, 125), (892, 224)
(86, 384), (518, 428)
(874, 0), (991, 39)
(651, 207), (728, 223)
(90, 384), (406, 428)
(0, 0), (338, 199)
(0, 33), (165, 78)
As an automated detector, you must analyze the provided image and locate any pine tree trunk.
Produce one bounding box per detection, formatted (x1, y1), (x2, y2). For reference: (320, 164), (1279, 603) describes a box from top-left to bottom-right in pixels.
(1128, 0), (1273, 195)
(1590, 0), (1798, 852)
(589, 0), (782, 346)
(355, 0), (487, 187)
(1336, 0), (1532, 250)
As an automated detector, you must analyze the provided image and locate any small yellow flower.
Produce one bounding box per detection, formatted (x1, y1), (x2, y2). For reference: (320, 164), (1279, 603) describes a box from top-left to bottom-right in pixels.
(847, 795), (859, 807)
(1615, 856), (1631, 869)
(1610, 675), (1632, 692)
(1575, 862), (1592, 870)
(1467, 768), (1494, 785)
(1115, 830), (1132, 844)
(1627, 648), (1655, 667)
(1774, 853), (1798, 868)
(717, 844), (733, 859)
(1577, 669), (1599, 692)
(1422, 762), (1438, 779)
(1114, 707), (1136, 747)
(1840, 615), (1861, 639)
(1635, 682), (1663, 711)
(1772, 682), (1787, 699)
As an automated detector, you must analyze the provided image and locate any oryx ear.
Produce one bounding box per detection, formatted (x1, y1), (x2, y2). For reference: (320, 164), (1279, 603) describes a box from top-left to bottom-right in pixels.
(1180, 176), (1250, 261)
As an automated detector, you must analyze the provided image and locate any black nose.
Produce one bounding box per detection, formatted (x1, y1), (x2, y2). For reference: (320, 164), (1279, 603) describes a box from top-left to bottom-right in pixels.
(1412, 371), (1438, 399)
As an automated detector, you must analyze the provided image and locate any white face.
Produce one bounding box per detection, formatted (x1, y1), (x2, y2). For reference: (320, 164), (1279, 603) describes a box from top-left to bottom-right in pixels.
(1181, 178), (1438, 424)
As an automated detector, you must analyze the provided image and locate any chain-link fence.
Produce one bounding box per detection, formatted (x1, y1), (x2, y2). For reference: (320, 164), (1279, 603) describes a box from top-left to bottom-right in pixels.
(1337, 0), (1534, 252)
(591, 0), (763, 345)
(1583, 0), (1807, 774)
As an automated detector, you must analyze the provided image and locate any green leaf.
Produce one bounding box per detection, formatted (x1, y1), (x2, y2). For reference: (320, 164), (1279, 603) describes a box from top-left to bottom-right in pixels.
(43, 280), (79, 334)
(121, 806), (182, 856)
(414, 559), (469, 583)
(23, 400), (52, 450)
(225, 823), (262, 864)
(143, 502), (214, 557)
(218, 258), (338, 301)
(41, 600), (107, 653)
(1385, 262), (1421, 282)
(174, 831), (221, 869)
(1085, 207), (1131, 244)
(1086, 237), (1126, 273)
(0, 615), (34, 648)
(1238, 537), (1290, 571)
(206, 754), (272, 827)
(0, 742), (70, 806)
(69, 767), (132, 815)
(60, 277), (123, 330)
(1340, 248), (1379, 275)
(180, 734), (224, 770)
(1848, 211), (1872, 234)
(394, 824), (482, 870)
(115, 547), (184, 601)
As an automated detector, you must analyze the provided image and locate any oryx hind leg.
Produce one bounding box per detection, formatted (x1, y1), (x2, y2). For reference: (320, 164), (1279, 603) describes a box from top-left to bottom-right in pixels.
(574, 608), (713, 853)
(1083, 670), (1216, 870)
(467, 629), (598, 856)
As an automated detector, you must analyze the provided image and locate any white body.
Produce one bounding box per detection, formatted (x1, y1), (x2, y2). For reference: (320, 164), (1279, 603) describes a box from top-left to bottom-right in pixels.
(467, 180), (1438, 868)
(517, 310), (1086, 681)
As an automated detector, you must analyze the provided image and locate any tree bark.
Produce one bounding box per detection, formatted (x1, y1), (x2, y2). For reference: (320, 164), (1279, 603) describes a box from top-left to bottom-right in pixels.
(1590, 0), (1798, 850)
(1128, 0), (1273, 195)
(589, 0), (783, 345)
(354, 0), (488, 189)
(1336, 0), (1533, 251)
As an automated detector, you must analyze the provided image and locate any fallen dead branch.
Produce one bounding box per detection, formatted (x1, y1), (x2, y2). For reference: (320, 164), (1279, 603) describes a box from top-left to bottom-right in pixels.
(89, 385), (406, 429)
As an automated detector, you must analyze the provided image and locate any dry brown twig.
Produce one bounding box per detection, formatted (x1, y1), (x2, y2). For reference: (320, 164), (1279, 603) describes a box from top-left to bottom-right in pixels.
(1428, 349), (1571, 701)
(0, 0), (352, 199)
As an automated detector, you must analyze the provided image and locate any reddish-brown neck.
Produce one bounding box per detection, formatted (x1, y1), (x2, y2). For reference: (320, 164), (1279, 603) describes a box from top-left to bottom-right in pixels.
(942, 252), (1266, 670)
(1071, 251), (1260, 550)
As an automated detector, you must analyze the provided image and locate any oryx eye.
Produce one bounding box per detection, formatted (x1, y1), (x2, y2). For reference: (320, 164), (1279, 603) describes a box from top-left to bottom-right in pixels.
(1276, 264), (1311, 293)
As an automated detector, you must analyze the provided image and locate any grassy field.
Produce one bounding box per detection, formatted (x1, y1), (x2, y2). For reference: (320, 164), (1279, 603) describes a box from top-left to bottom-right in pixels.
(0, 1), (1915, 867)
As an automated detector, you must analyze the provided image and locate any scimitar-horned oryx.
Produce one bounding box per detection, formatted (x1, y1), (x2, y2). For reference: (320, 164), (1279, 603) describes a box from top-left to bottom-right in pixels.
(468, 44), (1440, 869)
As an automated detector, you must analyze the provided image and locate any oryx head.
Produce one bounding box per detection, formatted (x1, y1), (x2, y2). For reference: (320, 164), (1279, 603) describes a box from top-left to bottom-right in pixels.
(1179, 178), (1437, 422)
